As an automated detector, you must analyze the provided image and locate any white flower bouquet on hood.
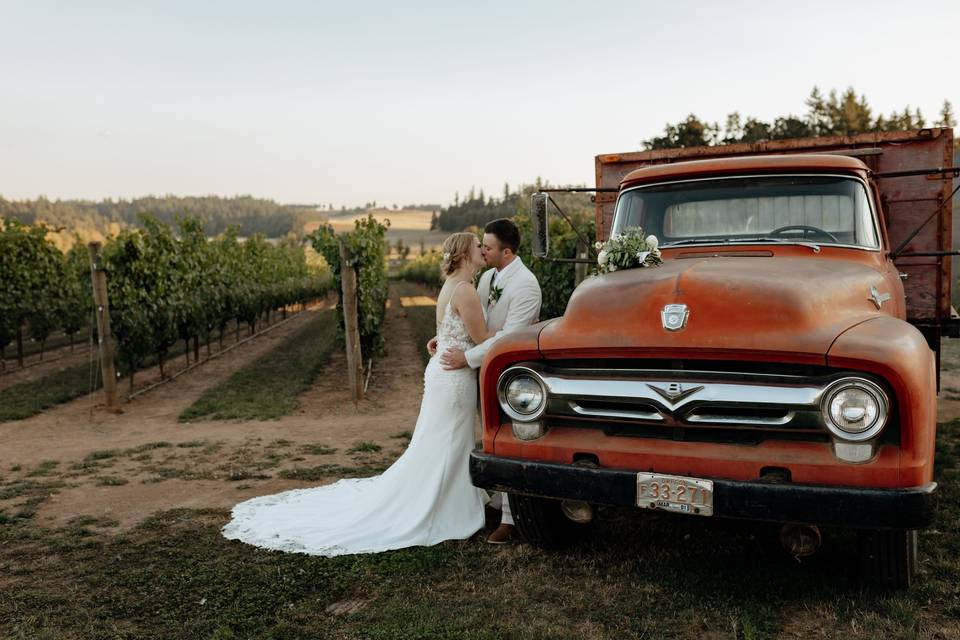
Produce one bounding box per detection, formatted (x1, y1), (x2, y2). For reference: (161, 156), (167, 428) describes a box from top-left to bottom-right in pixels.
(594, 227), (662, 274)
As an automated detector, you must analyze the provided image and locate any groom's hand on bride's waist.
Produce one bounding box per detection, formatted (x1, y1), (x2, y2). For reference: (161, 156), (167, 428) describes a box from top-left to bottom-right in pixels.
(427, 336), (438, 356)
(440, 348), (467, 370)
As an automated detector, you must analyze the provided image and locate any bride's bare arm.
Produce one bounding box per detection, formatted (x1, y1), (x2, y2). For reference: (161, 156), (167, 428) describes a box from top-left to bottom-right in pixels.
(453, 286), (494, 344)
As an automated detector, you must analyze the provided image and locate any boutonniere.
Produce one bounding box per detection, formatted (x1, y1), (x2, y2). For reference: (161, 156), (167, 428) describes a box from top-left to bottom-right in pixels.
(488, 284), (504, 306)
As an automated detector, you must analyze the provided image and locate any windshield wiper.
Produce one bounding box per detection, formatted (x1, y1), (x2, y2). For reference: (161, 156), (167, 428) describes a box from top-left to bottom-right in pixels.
(662, 237), (821, 253)
(727, 237), (821, 253)
(660, 238), (725, 247)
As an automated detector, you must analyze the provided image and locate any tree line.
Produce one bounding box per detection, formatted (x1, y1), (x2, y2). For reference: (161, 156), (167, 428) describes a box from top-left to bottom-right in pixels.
(644, 87), (957, 150)
(434, 181), (595, 233)
(0, 195), (314, 248)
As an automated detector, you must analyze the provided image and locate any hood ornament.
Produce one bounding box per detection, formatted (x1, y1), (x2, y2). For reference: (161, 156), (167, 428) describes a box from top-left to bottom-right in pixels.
(648, 382), (704, 404)
(869, 286), (891, 310)
(661, 304), (689, 331)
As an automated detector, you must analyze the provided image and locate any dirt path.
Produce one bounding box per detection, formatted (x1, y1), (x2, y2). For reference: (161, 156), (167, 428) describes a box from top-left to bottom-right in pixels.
(0, 286), (437, 532)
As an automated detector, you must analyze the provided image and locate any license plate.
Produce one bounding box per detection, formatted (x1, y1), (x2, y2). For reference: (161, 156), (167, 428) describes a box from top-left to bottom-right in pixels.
(636, 473), (714, 516)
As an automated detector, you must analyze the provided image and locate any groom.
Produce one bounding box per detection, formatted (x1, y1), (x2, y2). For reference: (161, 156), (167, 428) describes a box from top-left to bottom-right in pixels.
(434, 218), (542, 544)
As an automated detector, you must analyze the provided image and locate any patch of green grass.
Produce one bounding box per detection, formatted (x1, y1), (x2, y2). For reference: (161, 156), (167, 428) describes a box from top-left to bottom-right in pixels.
(0, 362), (99, 421)
(13, 495), (47, 520)
(0, 479), (65, 500)
(299, 444), (338, 455)
(124, 441), (172, 454)
(348, 442), (382, 454)
(69, 460), (101, 472)
(179, 309), (340, 422)
(201, 442), (224, 455)
(390, 431), (412, 440)
(176, 440), (207, 448)
(96, 476), (129, 487)
(139, 464), (217, 483)
(278, 463), (387, 481)
(84, 449), (119, 461)
(9, 464), (22, 472)
(224, 470), (271, 482)
(26, 460), (60, 477)
(394, 281), (437, 369)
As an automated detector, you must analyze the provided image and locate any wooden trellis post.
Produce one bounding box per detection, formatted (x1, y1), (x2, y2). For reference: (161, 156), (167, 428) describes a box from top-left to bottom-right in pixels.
(339, 239), (364, 403)
(87, 242), (120, 411)
(575, 238), (589, 286)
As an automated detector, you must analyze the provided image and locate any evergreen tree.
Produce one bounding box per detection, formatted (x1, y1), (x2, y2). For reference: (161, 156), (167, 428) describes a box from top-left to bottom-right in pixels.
(805, 86), (832, 136)
(936, 100), (956, 128)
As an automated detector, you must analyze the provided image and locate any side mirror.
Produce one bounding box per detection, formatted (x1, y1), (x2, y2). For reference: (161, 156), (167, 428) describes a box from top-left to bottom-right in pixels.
(530, 192), (550, 258)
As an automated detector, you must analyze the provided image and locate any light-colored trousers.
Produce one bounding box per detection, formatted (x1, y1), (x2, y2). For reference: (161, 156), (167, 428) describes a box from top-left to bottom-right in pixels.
(489, 491), (514, 525)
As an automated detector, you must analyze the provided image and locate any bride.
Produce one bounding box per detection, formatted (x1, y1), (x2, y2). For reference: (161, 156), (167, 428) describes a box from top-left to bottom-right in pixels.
(222, 232), (495, 555)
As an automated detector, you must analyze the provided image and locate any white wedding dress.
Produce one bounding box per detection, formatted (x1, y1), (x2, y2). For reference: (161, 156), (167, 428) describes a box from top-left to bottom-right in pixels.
(222, 295), (489, 555)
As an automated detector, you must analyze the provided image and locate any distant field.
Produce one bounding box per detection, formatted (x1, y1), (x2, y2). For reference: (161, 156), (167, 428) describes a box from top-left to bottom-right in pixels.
(304, 208), (448, 254)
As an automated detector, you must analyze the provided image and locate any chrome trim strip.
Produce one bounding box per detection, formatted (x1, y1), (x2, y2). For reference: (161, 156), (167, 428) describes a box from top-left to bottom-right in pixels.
(569, 401), (664, 422)
(686, 410), (796, 426)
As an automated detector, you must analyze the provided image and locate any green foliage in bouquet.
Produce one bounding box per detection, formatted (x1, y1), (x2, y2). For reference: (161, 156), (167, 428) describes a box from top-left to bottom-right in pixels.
(595, 227), (662, 275)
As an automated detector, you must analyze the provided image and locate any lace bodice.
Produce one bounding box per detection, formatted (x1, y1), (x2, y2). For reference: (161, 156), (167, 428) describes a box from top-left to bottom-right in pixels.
(436, 300), (475, 352)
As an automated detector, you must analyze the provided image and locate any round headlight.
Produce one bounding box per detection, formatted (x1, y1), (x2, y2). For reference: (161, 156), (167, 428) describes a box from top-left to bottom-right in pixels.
(821, 378), (888, 442)
(498, 368), (547, 422)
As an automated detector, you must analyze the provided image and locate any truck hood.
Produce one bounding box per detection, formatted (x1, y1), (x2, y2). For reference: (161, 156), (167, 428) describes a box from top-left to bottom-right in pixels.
(538, 255), (891, 359)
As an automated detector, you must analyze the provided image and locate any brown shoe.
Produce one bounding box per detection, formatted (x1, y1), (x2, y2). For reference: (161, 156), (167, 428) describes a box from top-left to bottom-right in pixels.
(486, 523), (515, 545)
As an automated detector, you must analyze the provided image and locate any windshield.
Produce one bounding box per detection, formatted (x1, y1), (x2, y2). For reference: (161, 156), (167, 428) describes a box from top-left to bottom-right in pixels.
(612, 175), (879, 249)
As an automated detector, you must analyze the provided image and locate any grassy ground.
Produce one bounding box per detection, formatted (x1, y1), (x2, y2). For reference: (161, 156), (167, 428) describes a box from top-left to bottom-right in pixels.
(0, 362), (99, 421)
(179, 309), (340, 422)
(2, 317), (956, 638)
(394, 281), (437, 369)
(0, 417), (957, 639)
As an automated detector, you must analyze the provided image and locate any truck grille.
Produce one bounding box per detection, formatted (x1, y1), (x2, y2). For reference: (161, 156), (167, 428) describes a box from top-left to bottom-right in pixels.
(529, 362), (852, 445)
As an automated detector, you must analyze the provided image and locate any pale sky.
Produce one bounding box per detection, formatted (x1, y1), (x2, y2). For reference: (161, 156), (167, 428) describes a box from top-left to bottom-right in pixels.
(1, 0), (957, 208)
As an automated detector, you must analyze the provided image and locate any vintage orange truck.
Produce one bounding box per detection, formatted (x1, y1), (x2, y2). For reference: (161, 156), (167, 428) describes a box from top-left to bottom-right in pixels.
(469, 128), (958, 587)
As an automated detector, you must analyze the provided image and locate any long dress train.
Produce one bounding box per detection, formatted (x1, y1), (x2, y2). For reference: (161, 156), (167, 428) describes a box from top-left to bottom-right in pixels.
(221, 298), (488, 556)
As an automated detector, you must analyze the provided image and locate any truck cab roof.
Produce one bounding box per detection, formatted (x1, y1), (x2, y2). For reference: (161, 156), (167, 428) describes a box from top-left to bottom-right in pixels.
(620, 153), (870, 189)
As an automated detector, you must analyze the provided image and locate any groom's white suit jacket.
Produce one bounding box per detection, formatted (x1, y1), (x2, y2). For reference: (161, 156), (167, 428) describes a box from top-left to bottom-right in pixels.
(465, 256), (542, 370)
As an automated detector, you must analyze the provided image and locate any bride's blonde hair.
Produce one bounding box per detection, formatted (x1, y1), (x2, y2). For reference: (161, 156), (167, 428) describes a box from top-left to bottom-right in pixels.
(441, 232), (477, 276)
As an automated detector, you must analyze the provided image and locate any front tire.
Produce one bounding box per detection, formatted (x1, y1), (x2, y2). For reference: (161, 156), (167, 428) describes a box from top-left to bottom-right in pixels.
(858, 528), (918, 589)
(509, 493), (590, 549)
